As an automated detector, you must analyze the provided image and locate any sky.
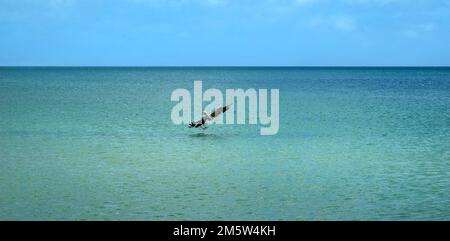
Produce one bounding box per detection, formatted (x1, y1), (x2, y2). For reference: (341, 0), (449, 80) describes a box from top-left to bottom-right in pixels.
(1, 0), (450, 66)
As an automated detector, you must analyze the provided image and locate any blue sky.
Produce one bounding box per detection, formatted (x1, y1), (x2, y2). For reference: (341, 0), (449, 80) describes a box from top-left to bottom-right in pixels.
(1, 0), (450, 66)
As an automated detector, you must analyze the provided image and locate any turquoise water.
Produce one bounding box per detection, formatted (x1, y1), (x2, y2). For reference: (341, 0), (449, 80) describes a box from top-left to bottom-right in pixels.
(1, 67), (449, 220)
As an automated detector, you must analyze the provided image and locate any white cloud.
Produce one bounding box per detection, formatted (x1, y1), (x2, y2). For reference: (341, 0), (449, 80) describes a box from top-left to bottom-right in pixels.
(0, 0), (78, 22)
(402, 29), (418, 38)
(306, 15), (357, 32)
(402, 23), (436, 38)
(205, 0), (227, 7)
(342, 0), (403, 6)
(306, 16), (325, 28)
(418, 23), (435, 31)
(131, 0), (228, 8)
(333, 15), (356, 31)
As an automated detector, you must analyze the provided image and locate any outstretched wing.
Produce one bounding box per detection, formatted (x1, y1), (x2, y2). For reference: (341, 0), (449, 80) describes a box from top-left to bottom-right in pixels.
(210, 104), (231, 118)
(188, 104), (231, 128)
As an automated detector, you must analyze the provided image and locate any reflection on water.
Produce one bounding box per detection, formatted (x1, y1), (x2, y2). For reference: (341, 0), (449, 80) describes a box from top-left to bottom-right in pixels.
(189, 133), (221, 139)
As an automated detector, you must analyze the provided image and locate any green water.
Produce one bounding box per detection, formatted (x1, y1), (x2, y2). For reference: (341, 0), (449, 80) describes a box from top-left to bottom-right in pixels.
(0, 67), (449, 220)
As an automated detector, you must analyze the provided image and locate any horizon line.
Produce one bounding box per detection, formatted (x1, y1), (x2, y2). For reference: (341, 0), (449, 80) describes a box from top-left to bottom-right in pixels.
(1, 65), (450, 68)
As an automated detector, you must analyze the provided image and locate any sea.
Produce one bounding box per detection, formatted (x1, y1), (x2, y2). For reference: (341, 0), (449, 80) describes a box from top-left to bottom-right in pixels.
(0, 67), (449, 220)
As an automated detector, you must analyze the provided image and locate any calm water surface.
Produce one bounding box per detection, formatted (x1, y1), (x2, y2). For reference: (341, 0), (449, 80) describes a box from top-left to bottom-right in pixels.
(1, 67), (449, 220)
